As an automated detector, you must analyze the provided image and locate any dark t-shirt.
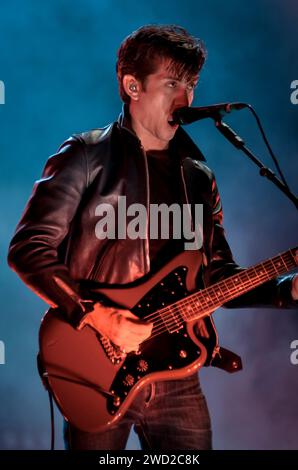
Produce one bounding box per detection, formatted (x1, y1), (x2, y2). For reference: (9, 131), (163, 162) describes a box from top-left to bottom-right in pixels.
(146, 149), (185, 271)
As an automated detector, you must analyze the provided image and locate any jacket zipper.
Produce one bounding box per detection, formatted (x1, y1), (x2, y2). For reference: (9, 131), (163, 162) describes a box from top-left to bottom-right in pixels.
(180, 162), (194, 234)
(119, 123), (150, 273)
(140, 144), (151, 273)
(89, 242), (112, 280)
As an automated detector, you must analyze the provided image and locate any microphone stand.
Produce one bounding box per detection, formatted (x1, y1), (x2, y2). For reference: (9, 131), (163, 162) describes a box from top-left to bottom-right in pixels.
(213, 117), (298, 211)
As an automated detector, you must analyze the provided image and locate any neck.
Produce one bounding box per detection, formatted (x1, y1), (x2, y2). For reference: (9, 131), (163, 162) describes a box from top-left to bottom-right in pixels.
(127, 105), (169, 151)
(132, 119), (169, 151)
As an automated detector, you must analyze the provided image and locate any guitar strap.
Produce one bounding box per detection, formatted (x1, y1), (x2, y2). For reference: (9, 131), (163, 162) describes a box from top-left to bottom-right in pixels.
(209, 347), (243, 373)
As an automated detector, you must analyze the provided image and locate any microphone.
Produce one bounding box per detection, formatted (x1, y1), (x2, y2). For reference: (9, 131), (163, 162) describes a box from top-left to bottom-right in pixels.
(172, 102), (247, 125)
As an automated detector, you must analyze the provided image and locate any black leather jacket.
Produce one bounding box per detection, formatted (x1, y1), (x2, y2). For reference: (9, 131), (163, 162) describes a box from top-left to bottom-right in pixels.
(8, 105), (295, 327)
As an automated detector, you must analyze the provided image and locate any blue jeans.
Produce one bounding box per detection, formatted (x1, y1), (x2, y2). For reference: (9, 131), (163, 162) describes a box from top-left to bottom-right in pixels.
(64, 373), (212, 450)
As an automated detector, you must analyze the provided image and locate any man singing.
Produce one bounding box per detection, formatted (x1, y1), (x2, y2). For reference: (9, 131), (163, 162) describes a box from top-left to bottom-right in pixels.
(8, 24), (298, 450)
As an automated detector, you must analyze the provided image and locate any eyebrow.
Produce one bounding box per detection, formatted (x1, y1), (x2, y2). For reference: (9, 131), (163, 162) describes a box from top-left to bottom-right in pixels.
(163, 76), (182, 81)
(163, 76), (198, 83)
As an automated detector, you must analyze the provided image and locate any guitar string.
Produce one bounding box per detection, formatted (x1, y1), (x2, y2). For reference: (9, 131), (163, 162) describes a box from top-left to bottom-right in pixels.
(139, 257), (295, 341)
(137, 256), (296, 344)
(138, 253), (295, 328)
(139, 252), (294, 325)
(146, 262), (293, 340)
(141, 271), (274, 343)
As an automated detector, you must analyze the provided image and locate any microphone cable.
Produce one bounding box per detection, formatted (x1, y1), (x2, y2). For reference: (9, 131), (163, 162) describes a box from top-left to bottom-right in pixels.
(241, 104), (291, 192)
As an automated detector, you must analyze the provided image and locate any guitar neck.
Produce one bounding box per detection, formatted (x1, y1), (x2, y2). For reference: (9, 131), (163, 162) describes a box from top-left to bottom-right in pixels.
(179, 247), (298, 322)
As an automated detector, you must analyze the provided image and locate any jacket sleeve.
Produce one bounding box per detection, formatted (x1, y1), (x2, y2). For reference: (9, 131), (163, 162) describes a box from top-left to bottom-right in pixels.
(7, 137), (94, 325)
(207, 174), (297, 309)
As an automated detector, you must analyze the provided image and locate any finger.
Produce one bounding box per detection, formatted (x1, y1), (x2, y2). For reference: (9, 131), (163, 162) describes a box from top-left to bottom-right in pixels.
(120, 342), (140, 353)
(121, 310), (153, 327)
(124, 327), (152, 341)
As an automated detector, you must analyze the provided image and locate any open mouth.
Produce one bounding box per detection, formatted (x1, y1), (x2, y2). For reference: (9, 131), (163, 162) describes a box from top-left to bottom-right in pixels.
(168, 119), (178, 127)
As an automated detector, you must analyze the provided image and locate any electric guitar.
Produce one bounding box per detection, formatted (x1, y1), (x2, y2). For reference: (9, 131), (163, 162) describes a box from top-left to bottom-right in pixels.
(39, 247), (297, 432)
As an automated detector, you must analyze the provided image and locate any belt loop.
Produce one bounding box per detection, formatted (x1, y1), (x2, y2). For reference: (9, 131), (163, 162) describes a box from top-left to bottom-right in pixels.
(145, 382), (156, 407)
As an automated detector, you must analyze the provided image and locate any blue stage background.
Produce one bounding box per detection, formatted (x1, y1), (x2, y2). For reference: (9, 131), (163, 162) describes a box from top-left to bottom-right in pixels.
(0, 0), (297, 449)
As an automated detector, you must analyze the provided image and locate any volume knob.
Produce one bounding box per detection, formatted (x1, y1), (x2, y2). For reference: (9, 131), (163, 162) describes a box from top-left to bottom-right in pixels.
(123, 374), (134, 387)
(137, 360), (148, 372)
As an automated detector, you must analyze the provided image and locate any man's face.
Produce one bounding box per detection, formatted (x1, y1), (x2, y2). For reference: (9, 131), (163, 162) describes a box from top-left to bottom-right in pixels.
(130, 59), (198, 148)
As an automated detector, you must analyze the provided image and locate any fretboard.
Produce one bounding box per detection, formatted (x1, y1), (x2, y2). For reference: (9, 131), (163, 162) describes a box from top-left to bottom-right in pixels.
(177, 247), (297, 322)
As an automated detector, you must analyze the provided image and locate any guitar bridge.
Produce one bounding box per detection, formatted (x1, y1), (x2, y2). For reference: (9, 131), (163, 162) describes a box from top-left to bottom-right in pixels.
(98, 334), (126, 364)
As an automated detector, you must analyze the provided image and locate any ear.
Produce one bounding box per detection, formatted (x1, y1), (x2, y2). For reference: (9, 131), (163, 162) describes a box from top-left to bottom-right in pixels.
(122, 74), (141, 101)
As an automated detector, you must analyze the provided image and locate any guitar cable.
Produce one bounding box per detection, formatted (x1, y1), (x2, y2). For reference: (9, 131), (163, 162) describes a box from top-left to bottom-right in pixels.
(41, 369), (116, 450)
(47, 390), (55, 451)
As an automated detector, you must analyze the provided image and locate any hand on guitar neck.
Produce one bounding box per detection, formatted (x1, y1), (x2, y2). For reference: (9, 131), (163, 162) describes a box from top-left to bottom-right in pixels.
(291, 274), (298, 300)
(77, 303), (153, 354)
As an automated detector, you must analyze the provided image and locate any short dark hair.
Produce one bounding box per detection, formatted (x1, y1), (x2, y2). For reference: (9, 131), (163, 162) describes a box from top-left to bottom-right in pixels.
(116, 24), (206, 103)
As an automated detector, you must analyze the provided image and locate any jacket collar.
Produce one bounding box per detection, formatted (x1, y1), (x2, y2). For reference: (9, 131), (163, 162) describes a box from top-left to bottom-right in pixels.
(117, 103), (206, 162)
